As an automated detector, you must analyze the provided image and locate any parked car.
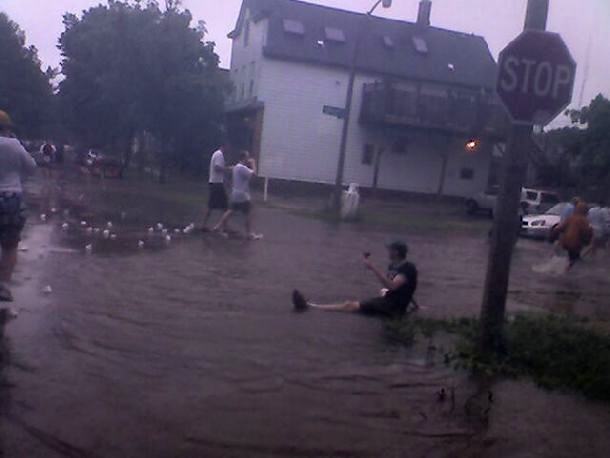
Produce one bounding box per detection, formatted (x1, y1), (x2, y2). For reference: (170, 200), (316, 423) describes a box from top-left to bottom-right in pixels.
(79, 150), (124, 179)
(520, 202), (566, 239)
(466, 187), (560, 217)
(465, 186), (499, 216)
(520, 188), (560, 214)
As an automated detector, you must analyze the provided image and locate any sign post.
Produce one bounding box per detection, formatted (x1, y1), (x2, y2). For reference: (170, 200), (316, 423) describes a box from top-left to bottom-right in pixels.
(479, 0), (576, 353)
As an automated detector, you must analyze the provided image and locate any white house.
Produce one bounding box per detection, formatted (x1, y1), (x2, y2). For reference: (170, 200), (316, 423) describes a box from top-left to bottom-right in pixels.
(225, 0), (507, 197)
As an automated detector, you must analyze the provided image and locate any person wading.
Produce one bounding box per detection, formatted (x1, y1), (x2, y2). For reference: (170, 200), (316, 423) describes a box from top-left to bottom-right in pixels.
(552, 202), (593, 271)
(212, 151), (258, 239)
(203, 143), (231, 231)
(0, 110), (37, 301)
(292, 241), (418, 318)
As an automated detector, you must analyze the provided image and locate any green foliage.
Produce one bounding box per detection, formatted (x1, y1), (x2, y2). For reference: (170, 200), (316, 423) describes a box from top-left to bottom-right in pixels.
(566, 95), (610, 181)
(0, 13), (54, 138)
(58, 0), (230, 173)
(549, 95), (610, 198)
(387, 314), (610, 401)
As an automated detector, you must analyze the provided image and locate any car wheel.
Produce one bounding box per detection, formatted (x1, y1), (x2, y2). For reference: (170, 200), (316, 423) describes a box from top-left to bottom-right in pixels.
(466, 200), (479, 215)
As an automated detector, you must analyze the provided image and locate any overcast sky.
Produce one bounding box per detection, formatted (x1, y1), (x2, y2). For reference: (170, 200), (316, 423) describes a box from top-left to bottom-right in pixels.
(2, 0), (609, 114)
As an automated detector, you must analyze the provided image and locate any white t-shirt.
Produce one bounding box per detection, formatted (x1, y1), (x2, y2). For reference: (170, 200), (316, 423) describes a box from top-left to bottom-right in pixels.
(208, 150), (225, 184)
(231, 163), (254, 203)
(0, 136), (37, 193)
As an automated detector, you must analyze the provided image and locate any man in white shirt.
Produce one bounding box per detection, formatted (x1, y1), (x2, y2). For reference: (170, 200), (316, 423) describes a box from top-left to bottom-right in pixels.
(203, 144), (230, 230)
(0, 110), (37, 301)
(213, 151), (258, 239)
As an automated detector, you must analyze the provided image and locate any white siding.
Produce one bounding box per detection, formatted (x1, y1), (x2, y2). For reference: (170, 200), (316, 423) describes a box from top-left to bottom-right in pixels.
(258, 60), (347, 183)
(228, 10), (266, 104)
(255, 58), (491, 197)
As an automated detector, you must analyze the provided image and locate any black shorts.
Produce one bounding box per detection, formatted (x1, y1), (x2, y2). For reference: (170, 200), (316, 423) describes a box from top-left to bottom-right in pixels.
(231, 201), (251, 214)
(0, 193), (26, 249)
(208, 183), (228, 210)
(359, 296), (405, 318)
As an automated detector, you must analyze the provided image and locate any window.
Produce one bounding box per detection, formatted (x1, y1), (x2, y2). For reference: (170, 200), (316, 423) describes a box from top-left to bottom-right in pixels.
(412, 36), (428, 54)
(362, 144), (375, 165)
(243, 20), (250, 47)
(240, 83), (245, 100)
(392, 138), (408, 154)
(249, 62), (255, 78)
(283, 19), (305, 35)
(460, 168), (474, 180)
(248, 80), (254, 97)
(382, 36), (394, 49)
(526, 191), (537, 200)
(541, 193), (559, 205)
(324, 27), (346, 43)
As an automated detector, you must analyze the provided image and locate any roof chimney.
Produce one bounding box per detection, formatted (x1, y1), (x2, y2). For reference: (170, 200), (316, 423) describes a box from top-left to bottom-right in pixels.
(417, 0), (432, 26)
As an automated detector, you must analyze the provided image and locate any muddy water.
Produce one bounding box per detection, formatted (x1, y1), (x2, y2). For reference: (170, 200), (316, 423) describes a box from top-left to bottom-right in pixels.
(2, 177), (610, 457)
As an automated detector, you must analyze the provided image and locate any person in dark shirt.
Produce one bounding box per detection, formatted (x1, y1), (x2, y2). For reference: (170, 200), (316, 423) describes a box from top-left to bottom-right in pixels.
(292, 241), (418, 318)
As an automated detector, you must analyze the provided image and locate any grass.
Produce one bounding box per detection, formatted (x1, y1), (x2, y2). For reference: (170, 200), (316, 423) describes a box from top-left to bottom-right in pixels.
(281, 203), (490, 235)
(386, 314), (610, 401)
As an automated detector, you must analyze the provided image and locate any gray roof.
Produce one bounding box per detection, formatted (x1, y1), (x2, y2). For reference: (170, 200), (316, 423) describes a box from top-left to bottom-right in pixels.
(231, 0), (498, 90)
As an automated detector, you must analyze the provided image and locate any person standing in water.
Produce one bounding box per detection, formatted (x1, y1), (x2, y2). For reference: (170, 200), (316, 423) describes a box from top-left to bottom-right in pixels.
(584, 201), (609, 257)
(213, 151), (259, 240)
(0, 110), (37, 301)
(552, 202), (593, 270)
(203, 143), (230, 231)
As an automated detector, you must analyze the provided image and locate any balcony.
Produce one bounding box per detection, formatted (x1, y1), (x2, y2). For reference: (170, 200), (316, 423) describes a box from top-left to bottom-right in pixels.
(360, 82), (508, 139)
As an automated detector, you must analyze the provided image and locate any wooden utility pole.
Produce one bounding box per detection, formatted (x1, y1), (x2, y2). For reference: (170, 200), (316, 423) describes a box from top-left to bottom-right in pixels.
(479, 0), (550, 353)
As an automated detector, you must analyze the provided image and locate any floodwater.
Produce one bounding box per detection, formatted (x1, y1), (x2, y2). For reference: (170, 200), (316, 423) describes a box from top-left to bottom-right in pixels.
(1, 175), (609, 457)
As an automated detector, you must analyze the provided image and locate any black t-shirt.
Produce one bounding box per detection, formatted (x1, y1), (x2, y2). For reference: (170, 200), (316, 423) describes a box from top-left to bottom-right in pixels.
(385, 261), (418, 310)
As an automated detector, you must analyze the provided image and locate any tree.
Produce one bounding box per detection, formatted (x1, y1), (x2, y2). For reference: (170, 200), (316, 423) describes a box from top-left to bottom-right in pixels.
(0, 13), (54, 138)
(547, 95), (610, 199)
(58, 0), (229, 179)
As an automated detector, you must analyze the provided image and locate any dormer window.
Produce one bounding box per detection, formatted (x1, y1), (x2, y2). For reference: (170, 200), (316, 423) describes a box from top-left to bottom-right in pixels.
(324, 27), (346, 43)
(283, 19), (305, 36)
(412, 36), (428, 54)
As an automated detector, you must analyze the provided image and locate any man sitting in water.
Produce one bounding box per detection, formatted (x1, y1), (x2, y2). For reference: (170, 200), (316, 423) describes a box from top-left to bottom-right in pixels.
(292, 241), (418, 318)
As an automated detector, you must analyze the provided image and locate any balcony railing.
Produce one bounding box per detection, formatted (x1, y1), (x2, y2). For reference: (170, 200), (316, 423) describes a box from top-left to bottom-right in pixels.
(360, 82), (508, 138)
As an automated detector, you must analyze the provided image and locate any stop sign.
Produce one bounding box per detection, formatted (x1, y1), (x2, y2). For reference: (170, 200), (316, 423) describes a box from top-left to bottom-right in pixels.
(497, 30), (576, 126)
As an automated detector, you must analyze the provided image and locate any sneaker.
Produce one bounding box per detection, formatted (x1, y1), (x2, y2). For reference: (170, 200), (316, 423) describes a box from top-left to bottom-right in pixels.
(0, 284), (13, 302)
(292, 290), (309, 312)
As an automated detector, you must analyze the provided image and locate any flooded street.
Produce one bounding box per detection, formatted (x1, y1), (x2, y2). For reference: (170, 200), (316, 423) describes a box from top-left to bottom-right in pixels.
(1, 175), (609, 457)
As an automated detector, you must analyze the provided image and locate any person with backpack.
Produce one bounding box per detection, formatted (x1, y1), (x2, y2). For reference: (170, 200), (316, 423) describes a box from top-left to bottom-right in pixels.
(292, 241), (418, 318)
(0, 110), (37, 301)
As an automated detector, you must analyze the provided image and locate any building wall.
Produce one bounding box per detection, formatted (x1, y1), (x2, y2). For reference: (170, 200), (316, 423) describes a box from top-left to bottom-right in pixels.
(256, 58), (491, 197)
(228, 10), (267, 104)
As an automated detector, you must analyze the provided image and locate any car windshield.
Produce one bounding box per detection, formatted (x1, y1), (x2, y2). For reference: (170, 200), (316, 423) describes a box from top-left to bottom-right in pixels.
(541, 193), (559, 204)
(546, 203), (567, 215)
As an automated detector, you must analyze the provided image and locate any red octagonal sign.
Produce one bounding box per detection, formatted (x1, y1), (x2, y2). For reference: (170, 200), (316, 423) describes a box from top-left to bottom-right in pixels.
(497, 30), (576, 126)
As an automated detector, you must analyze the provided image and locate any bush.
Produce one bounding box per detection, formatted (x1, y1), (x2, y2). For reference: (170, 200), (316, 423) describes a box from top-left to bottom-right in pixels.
(386, 314), (610, 401)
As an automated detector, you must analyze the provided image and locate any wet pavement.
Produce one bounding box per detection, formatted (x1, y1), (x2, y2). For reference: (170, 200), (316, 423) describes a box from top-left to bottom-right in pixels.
(1, 174), (609, 457)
